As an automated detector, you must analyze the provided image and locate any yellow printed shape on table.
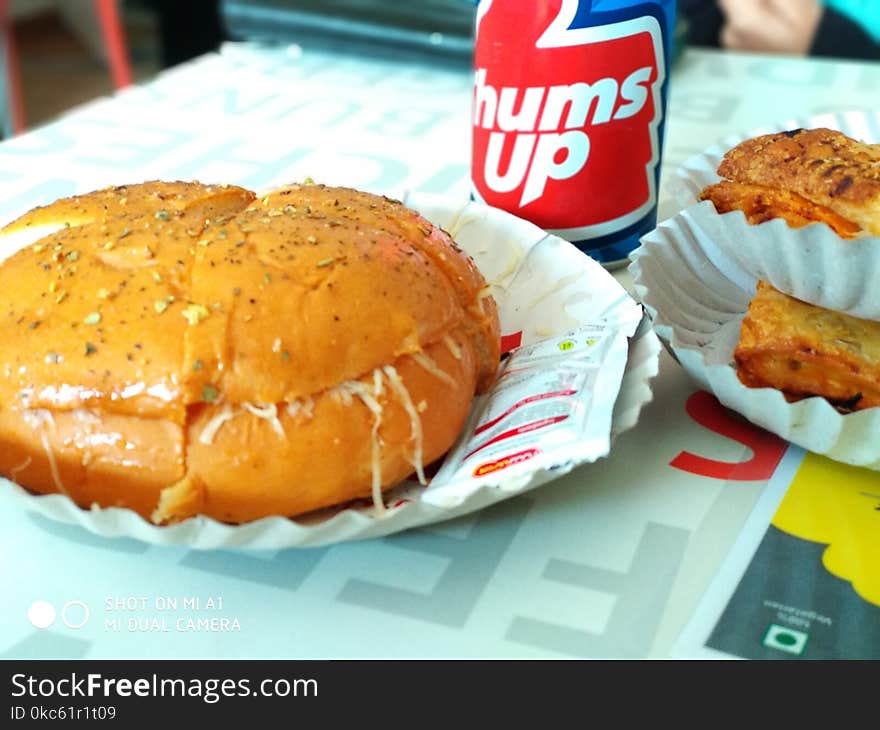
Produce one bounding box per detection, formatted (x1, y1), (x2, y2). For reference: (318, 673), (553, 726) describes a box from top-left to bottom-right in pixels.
(773, 452), (880, 607)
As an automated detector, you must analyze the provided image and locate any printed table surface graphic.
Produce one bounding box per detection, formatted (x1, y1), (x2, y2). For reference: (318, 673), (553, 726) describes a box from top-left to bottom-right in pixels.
(707, 454), (880, 660)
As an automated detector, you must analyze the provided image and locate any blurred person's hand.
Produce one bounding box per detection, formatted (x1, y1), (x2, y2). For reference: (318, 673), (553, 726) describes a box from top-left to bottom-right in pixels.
(718, 0), (823, 55)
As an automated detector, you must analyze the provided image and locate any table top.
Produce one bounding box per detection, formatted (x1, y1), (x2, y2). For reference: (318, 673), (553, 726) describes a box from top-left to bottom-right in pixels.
(1, 44), (878, 660)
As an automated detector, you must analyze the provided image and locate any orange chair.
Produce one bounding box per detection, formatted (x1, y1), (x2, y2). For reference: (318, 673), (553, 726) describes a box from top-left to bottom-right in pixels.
(0, 0), (132, 137)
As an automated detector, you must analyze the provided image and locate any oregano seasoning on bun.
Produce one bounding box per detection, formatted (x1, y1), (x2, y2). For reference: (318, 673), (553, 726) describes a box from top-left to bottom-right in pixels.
(0, 181), (500, 524)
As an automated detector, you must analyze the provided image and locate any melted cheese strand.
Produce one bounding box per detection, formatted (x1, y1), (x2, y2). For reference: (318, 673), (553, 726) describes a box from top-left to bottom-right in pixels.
(382, 365), (426, 486)
(242, 402), (285, 438)
(336, 379), (386, 514)
(527, 271), (581, 309)
(286, 396), (315, 420)
(199, 404), (235, 445)
(329, 384), (354, 407)
(443, 334), (462, 360)
(411, 351), (456, 387)
(40, 429), (67, 496)
(489, 237), (524, 291)
(446, 210), (480, 239)
(443, 202), (468, 238)
(10, 456), (32, 478)
(373, 368), (384, 398)
(23, 410), (68, 497)
(365, 393), (384, 514)
(288, 379), (388, 513)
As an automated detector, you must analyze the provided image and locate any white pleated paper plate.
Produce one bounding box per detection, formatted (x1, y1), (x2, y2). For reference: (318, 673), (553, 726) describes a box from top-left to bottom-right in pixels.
(1, 193), (660, 550)
(669, 109), (880, 321)
(630, 208), (880, 470)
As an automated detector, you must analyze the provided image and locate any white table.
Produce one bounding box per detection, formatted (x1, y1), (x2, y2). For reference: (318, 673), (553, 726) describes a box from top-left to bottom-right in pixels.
(1, 44), (878, 660)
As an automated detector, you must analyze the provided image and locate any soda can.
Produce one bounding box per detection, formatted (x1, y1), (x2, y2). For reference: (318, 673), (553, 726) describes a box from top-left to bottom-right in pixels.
(471, 0), (677, 268)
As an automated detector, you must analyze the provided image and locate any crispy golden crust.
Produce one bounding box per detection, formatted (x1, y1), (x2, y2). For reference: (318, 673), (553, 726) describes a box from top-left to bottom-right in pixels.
(699, 181), (863, 238)
(715, 127), (880, 235)
(0, 182), (501, 523)
(735, 282), (880, 410)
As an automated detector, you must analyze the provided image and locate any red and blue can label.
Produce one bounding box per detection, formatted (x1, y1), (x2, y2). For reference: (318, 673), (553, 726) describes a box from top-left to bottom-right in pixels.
(471, 0), (676, 266)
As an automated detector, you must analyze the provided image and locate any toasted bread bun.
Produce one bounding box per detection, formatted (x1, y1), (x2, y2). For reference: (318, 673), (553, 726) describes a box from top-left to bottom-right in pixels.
(0, 181), (501, 523)
(701, 127), (880, 236)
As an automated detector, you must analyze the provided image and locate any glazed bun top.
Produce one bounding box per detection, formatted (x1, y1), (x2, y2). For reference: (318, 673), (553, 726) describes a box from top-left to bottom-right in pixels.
(213, 185), (500, 406)
(0, 181), (500, 423)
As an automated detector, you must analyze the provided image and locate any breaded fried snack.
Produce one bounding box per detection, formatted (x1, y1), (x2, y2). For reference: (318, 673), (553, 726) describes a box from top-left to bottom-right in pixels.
(700, 127), (880, 236)
(696, 128), (880, 409)
(735, 281), (880, 411)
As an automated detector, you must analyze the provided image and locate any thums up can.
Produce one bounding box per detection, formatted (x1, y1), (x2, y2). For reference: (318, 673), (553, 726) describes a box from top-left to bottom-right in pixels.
(471, 0), (677, 267)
